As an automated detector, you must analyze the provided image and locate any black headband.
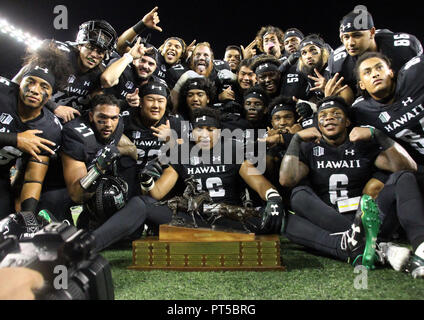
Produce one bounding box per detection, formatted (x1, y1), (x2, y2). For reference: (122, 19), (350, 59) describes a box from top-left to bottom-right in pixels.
(299, 39), (324, 51)
(284, 30), (304, 41)
(140, 82), (168, 98)
(255, 62), (279, 75)
(187, 79), (207, 91)
(271, 103), (296, 116)
(166, 37), (186, 51)
(317, 100), (348, 115)
(23, 65), (55, 88)
(192, 115), (221, 129)
(340, 11), (374, 33)
(244, 91), (266, 103)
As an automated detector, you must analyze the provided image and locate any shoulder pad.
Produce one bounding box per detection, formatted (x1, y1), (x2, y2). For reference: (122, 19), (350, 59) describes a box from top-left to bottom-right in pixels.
(0, 77), (12, 87)
(213, 60), (231, 71)
(150, 75), (168, 87)
(171, 64), (186, 71)
(352, 96), (365, 107)
(54, 40), (73, 53)
(375, 29), (394, 35)
(328, 45), (348, 74)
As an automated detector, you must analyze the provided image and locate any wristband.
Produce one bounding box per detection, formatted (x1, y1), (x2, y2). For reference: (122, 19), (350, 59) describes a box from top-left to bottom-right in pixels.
(140, 177), (155, 192)
(374, 128), (394, 151)
(123, 52), (134, 64)
(366, 126), (375, 140)
(132, 21), (145, 35)
(265, 188), (280, 200)
(80, 166), (101, 191)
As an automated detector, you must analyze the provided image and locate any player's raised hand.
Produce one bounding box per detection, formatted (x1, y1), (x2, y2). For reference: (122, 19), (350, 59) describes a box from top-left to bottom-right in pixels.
(241, 39), (257, 59)
(324, 73), (348, 97)
(54, 105), (81, 123)
(142, 7), (162, 32)
(151, 120), (172, 142)
(308, 68), (328, 92)
(185, 39), (197, 61)
(126, 88), (140, 107)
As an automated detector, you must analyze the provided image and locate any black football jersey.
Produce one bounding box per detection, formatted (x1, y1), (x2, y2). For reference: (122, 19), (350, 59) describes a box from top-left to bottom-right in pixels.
(171, 139), (244, 205)
(122, 108), (182, 166)
(103, 57), (139, 101)
(328, 29), (423, 94)
(0, 77), (62, 179)
(61, 113), (123, 168)
(50, 41), (103, 112)
(351, 56), (424, 164)
(280, 64), (329, 102)
(299, 138), (381, 208)
(153, 54), (169, 81)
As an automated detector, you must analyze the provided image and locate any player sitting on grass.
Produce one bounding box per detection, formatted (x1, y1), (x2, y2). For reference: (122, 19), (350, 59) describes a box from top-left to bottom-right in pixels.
(279, 96), (424, 277)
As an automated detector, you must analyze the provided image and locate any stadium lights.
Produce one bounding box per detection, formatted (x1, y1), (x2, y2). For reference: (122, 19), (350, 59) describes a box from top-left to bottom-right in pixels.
(0, 18), (43, 50)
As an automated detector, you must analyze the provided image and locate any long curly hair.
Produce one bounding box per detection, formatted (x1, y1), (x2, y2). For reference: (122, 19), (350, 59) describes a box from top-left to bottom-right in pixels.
(22, 40), (73, 91)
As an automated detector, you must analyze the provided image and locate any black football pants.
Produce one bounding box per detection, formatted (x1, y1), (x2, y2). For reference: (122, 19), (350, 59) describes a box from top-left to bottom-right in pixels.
(284, 171), (424, 261)
(92, 195), (263, 252)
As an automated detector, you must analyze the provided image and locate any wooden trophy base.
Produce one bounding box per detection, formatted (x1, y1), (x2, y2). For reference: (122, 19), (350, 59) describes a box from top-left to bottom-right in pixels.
(129, 225), (285, 271)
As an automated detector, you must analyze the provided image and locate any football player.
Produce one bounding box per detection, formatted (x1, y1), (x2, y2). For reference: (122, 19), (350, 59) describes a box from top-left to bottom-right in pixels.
(114, 7), (186, 82)
(281, 35), (331, 103)
(174, 77), (215, 121)
(351, 53), (424, 187)
(223, 45), (243, 73)
(328, 7), (423, 104)
(280, 96), (424, 276)
(156, 37), (189, 79)
(166, 42), (232, 106)
(0, 41), (70, 218)
(61, 94), (137, 228)
(255, 26), (285, 61)
(90, 107), (285, 251)
(251, 55), (282, 99)
(283, 28), (304, 58)
(100, 36), (162, 110)
(121, 81), (181, 197)
(213, 59), (258, 122)
(262, 96), (301, 192)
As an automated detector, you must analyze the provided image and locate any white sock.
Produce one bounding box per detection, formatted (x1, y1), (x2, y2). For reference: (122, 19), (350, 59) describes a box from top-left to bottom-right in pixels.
(415, 242), (424, 260)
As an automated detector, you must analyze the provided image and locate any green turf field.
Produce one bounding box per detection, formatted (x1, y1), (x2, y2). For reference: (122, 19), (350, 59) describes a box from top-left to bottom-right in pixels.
(101, 237), (424, 300)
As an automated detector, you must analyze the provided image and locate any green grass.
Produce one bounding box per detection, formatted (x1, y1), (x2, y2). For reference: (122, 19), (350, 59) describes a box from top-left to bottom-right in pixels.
(101, 237), (424, 300)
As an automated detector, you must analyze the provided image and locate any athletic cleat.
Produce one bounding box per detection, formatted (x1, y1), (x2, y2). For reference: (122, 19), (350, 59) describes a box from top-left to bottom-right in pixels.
(359, 195), (381, 269)
(405, 254), (424, 278)
(376, 242), (411, 271)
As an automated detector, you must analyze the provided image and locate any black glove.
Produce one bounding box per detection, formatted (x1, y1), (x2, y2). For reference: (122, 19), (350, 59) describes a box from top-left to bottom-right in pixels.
(296, 102), (314, 119)
(278, 51), (301, 74)
(261, 191), (284, 234)
(139, 157), (163, 191)
(95, 145), (120, 174)
(296, 99), (317, 120)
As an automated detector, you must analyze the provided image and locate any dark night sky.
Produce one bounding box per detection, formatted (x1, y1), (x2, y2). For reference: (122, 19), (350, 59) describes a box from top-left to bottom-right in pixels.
(0, 0), (423, 79)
